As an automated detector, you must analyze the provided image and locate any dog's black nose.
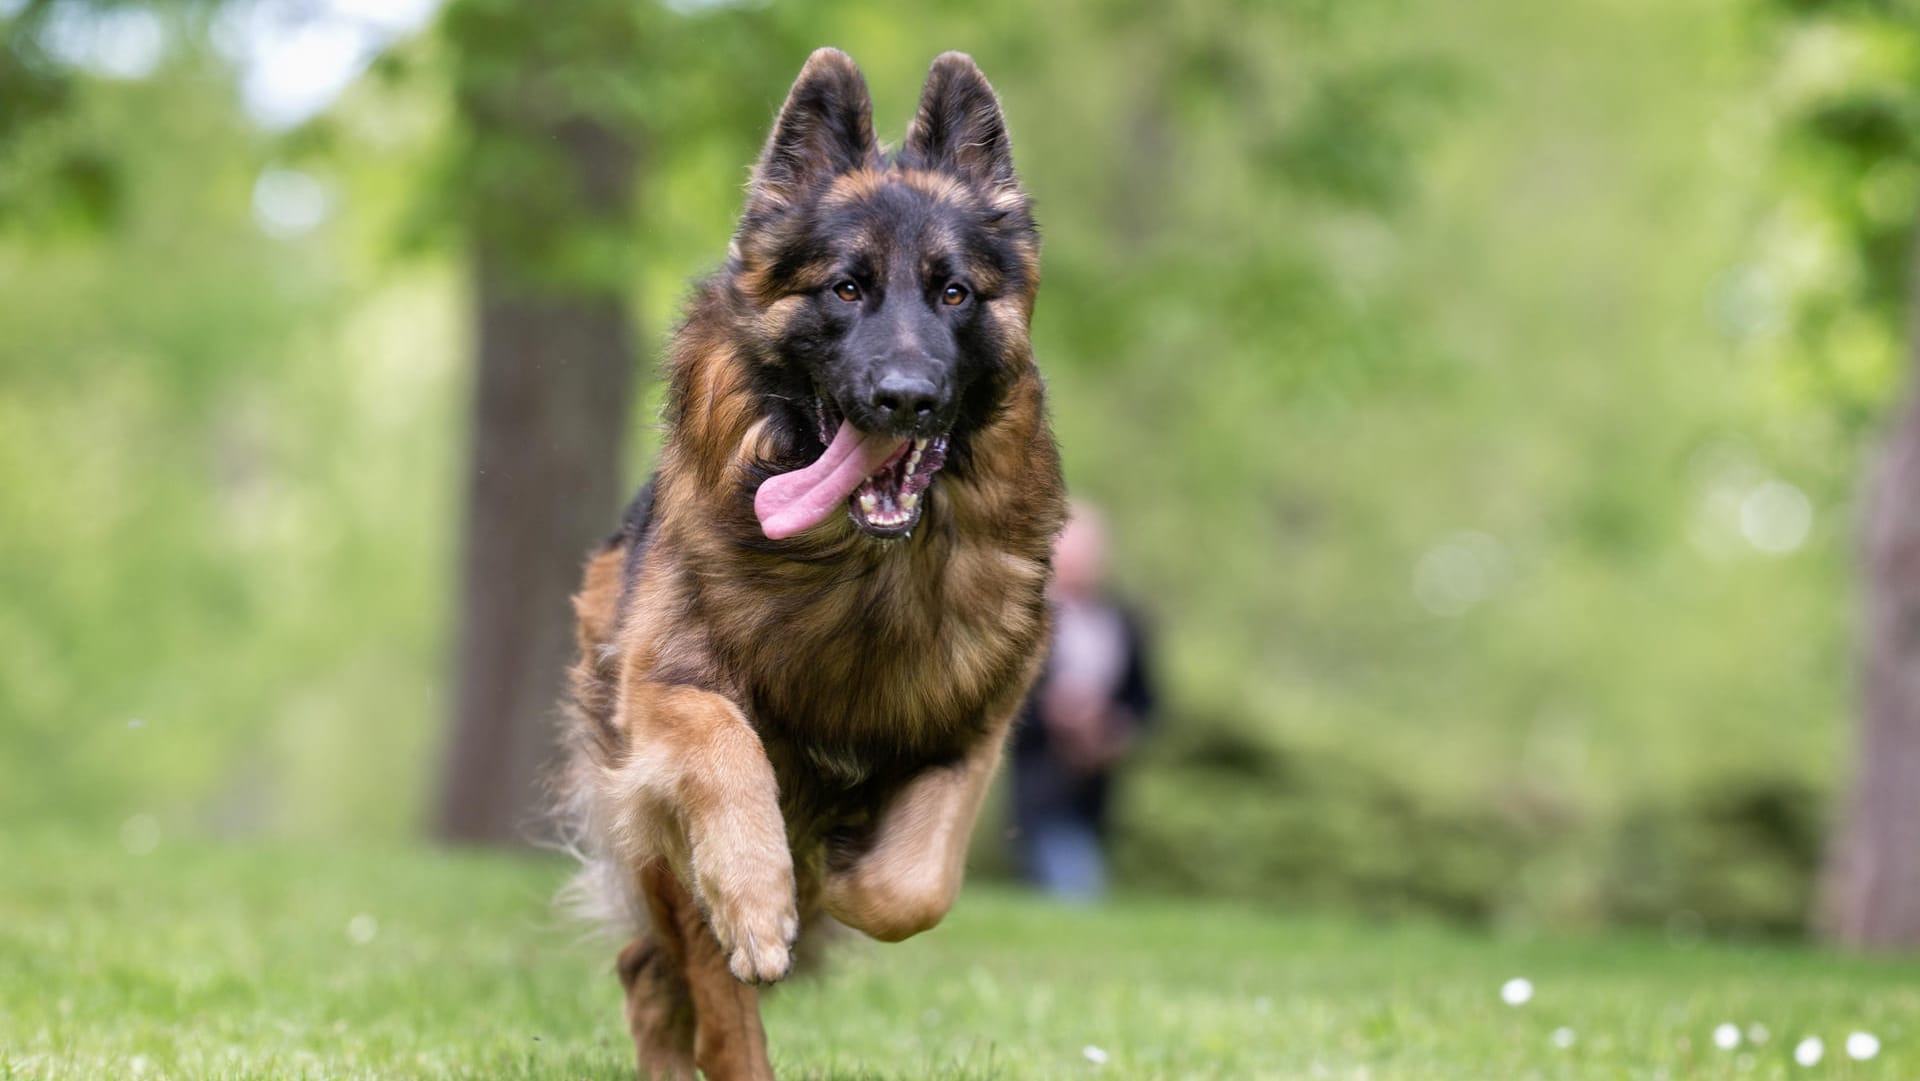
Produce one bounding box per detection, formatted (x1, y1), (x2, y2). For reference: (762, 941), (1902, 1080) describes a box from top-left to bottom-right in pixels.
(869, 371), (943, 424)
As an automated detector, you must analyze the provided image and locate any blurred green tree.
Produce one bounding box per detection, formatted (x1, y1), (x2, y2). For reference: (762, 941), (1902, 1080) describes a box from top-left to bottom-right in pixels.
(1764, 0), (1920, 948)
(427, 1), (815, 842)
(431, 0), (647, 843)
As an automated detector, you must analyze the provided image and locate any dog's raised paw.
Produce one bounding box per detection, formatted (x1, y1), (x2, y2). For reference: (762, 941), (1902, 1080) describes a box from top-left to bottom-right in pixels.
(696, 860), (800, 986)
(727, 932), (794, 985)
(715, 899), (800, 985)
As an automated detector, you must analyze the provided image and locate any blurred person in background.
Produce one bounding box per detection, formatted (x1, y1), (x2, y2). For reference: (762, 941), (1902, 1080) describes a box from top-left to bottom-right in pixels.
(1012, 502), (1157, 901)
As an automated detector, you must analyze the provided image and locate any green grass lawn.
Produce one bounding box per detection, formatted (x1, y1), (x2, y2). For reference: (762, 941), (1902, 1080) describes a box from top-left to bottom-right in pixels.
(3, 834), (1916, 1080)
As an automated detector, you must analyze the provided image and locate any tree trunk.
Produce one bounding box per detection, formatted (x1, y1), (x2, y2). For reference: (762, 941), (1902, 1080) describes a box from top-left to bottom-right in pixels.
(1819, 240), (1920, 947)
(434, 114), (638, 844)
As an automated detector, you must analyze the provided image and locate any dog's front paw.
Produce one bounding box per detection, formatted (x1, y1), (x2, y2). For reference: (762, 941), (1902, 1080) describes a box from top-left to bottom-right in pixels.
(726, 913), (799, 985)
(687, 791), (799, 985)
(692, 840), (799, 985)
(705, 885), (799, 985)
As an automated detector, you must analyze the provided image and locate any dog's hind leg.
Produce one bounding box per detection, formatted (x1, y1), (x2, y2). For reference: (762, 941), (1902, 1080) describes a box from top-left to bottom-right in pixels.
(638, 859), (776, 1081)
(616, 920), (695, 1080)
(823, 708), (1015, 942)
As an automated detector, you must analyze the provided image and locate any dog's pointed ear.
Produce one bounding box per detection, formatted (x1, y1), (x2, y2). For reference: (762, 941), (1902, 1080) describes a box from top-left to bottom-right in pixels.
(748, 48), (879, 212)
(901, 52), (1021, 202)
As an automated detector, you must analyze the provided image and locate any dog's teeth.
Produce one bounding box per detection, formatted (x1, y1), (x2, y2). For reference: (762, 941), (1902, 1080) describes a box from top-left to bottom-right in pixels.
(914, 437), (927, 452)
(859, 492), (878, 513)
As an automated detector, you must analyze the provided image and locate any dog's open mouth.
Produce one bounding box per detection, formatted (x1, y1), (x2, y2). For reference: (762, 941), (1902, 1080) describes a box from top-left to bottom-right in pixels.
(850, 433), (948, 536)
(753, 400), (949, 541)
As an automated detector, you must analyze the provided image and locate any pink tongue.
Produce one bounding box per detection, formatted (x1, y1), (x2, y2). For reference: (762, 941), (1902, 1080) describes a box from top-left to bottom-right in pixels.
(755, 420), (906, 540)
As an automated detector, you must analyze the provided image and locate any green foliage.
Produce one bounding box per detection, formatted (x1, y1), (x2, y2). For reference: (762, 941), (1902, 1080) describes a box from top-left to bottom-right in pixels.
(437, 0), (652, 290)
(1071, 0), (1853, 934)
(8, 836), (1920, 1079)
(428, 0), (823, 293)
(1117, 738), (1539, 922)
(1754, 0), (1920, 426)
(1, 2), (109, 228)
(0, 0), (1879, 937)
(1111, 717), (1827, 935)
(1604, 779), (1827, 936)
(0, 49), (456, 836)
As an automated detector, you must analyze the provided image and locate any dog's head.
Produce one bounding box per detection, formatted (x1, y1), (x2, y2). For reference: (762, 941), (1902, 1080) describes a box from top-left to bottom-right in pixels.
(731, 49), (1039, 541)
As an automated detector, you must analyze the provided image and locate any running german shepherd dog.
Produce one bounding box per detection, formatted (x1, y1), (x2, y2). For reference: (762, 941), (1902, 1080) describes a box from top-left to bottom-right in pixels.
(559, 48), (1065, 1080)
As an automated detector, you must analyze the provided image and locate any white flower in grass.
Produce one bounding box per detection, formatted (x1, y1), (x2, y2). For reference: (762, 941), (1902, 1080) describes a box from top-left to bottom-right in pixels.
(1747, 1023), (1770, 1046)
(1845, 1031), (1880, 1061)
(1551, 1027), (1576, 1049)
(1499, 977), (1533, 1006)
(1714, 1023), (1741, 1050)
(1793, 1036), (1823, 1066)
(1082, 1045), (1109, 1066)
(346, 913), (379, 945)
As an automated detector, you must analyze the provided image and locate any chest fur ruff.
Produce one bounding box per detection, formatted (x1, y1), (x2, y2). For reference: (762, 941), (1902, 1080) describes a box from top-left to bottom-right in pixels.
(697, 526), (1051, 781)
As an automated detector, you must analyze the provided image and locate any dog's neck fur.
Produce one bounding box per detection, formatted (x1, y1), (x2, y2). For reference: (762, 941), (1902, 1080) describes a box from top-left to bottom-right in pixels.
(639, 286), (1064, 793)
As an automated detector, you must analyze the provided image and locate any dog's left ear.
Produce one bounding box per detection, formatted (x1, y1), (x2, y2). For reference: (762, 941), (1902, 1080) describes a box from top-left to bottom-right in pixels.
(748, 47), (880, 213)
(901, 52), (1022, 203)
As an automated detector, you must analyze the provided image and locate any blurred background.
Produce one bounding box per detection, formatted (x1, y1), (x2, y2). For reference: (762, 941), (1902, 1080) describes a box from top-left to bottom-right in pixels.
(6, 0), (1920, 949)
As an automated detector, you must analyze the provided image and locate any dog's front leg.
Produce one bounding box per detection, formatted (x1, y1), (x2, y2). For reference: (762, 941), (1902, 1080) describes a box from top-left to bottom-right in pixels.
(823, 710), (1014, 942)
(615, 681), (799, 985)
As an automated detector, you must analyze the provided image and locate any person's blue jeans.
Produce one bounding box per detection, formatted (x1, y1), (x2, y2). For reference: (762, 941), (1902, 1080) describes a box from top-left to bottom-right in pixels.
(1022, 815), (1107, 901)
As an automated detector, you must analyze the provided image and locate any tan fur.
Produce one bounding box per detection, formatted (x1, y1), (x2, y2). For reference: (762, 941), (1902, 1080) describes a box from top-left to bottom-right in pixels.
(566, 332), (1061, 1077)
(601, 681), (799, 984)
(558, 48), (1063, 1080)
(820, 704), (1022, 941)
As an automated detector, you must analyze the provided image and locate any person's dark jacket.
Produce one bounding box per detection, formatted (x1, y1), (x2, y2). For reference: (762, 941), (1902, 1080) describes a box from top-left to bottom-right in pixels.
(1010, 601), (1154, 837)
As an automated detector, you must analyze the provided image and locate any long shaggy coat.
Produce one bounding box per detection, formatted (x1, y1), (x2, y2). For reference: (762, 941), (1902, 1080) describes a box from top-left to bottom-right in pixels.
(555, 47), (1065, 1081)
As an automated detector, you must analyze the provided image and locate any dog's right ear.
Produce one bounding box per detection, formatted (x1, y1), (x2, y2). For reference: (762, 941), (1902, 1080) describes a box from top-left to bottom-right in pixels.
(747, 48), (879, 214)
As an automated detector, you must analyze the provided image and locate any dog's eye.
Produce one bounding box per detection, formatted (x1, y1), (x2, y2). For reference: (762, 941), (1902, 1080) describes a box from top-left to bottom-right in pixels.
(942, 283), (969, 306)
(833, 281), (862, 303)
